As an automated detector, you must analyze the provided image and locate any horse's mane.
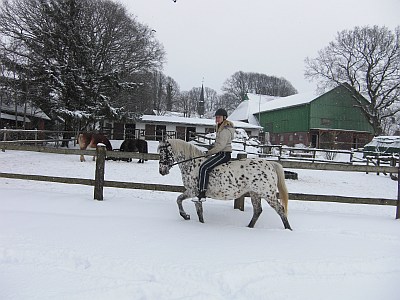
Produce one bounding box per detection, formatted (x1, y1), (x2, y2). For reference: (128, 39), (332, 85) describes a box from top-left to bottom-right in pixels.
(167, 139), (204, 158)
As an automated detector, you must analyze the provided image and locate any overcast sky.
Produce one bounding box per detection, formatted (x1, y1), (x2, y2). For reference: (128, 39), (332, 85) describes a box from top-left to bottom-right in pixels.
(119, 0), (400, 94)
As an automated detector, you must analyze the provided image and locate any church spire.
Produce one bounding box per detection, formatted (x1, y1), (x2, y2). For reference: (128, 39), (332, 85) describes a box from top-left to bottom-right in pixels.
(197, 80), (205, 117)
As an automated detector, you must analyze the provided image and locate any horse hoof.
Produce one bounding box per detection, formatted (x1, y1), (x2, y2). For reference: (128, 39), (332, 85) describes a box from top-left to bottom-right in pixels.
(180, 213), (190, 220)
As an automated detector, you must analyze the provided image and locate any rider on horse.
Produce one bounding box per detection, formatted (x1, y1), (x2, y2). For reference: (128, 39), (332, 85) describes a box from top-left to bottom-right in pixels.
(195, 108), (235, 203)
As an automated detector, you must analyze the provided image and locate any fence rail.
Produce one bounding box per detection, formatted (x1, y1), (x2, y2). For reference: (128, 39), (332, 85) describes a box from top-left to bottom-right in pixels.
(2, 129), (398, 167)
(0, 172), (396, 207)
(1, 142), (397, 173)
(192, 133), (399, 168)
(1, 142), (399, 218)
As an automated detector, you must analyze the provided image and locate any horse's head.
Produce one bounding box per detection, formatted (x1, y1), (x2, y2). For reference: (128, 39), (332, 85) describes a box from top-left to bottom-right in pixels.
(158, 140), (174, 175)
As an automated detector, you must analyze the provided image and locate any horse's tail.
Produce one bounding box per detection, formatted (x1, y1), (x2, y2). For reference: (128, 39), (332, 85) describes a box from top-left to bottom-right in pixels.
(271, 162), (289, 216)
(104, 138), (113, 151)
(142, 140), (148, 153)
(77, 133), (84, 149)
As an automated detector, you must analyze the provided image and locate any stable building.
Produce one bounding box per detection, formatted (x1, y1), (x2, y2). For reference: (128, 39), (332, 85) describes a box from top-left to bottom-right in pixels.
(230, 83), (374, 149)
(0, 102), (50, 129)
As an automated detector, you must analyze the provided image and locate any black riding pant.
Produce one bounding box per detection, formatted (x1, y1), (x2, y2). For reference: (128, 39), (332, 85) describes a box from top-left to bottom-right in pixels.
(198, 151), (231, 193)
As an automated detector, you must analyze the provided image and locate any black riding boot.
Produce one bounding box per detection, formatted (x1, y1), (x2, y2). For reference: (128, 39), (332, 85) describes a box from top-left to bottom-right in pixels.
(192, 191), (206, 203)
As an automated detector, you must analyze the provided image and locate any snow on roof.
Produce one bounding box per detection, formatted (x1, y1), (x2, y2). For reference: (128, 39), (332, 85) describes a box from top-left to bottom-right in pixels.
(365, 136), (400, 147)
(1, 112), (31, 122)
(140, 114), (261, 129)
(1, 102), (50, 120)
(258, 91), (320, 113)
(229, 93), (278, 125)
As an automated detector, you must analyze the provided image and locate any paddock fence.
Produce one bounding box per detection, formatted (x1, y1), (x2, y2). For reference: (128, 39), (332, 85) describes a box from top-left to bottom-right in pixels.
(0, 143), (399, 219)
(2, 129), (398, 173)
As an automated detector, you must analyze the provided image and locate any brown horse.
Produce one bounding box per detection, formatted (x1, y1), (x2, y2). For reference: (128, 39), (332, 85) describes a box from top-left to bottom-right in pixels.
(78, 133), (113, 162)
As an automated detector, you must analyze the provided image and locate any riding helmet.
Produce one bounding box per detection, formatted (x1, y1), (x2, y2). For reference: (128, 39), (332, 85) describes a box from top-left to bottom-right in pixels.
(214, 108), (228, 117)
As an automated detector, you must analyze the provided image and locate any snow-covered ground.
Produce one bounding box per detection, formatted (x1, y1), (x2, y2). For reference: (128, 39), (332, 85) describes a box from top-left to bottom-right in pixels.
(1, 141), (399, 300)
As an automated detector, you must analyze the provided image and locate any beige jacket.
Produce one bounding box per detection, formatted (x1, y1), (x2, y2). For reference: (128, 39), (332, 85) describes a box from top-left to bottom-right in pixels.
(207, 120), (235, 155)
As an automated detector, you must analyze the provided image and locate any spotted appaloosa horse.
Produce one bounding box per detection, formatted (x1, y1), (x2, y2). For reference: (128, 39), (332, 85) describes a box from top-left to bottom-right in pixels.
(120, 139), (148, 163)
(158, 139), (291, 229)
(78, 133), (112, 162)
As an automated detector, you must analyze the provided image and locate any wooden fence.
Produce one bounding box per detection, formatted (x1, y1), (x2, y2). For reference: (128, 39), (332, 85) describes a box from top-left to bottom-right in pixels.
(1, 143), (399, 219)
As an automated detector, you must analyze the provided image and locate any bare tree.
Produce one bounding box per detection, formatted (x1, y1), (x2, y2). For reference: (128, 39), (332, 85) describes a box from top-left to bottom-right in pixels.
(166, 76), (179, 111)
(203, 87), (219, 117)
(222, 71), (298, 106)
(217, 93), (239, 114)
(150, 72), (180, 115)
(176, 86), (219, 118)
(175, 91), (193, 117)
(305, 25), (400, 135)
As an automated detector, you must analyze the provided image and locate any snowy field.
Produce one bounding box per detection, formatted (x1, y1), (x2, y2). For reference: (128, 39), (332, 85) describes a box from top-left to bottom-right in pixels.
(1, 141), (399, 300)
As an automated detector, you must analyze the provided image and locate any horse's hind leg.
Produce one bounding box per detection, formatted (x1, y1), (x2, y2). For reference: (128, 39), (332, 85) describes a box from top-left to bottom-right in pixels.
(195, 202), (204, 223)
(177, 192), (191, 220)
(79, 146), (86, 162)
(265, 196), (292, 230)
(248, 193), (262, 228)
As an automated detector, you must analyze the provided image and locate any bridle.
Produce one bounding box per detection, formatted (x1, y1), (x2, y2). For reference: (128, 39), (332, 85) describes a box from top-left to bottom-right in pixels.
(158, 142), (207, 167)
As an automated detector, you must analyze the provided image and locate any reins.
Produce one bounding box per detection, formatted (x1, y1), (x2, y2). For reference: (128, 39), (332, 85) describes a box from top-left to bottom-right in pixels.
(171, 155), (208, 166)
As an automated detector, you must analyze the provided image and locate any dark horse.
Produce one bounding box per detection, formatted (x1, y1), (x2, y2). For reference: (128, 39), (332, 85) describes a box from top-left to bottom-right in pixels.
(78, 133), (112, 162)
(120, 139), (148, 163)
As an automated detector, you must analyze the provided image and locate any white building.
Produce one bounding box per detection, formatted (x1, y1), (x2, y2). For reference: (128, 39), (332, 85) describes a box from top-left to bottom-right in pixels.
(105, 114), (262, 141)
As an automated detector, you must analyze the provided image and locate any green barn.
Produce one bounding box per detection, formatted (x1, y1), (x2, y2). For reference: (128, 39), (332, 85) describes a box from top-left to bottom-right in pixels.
(255, 83), (373, 149)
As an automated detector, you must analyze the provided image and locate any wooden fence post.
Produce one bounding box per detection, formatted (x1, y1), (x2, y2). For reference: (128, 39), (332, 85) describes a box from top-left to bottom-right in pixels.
(94, 144), (106, 201)
(2, 128), (6, 152)
(396, 166), (400, 220)
(34, 129), (38, 147)
(234, 153), (247, 211)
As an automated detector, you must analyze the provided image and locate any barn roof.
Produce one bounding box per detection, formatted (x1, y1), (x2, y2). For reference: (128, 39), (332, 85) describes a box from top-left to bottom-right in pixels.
(229, 93), (278, 125)
(258, 91), (320, 113)
(256, 83), (369, 114)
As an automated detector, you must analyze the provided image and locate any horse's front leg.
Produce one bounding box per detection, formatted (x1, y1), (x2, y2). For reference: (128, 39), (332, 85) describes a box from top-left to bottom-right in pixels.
(248, 193), (262, 228)
(177, 192), (191, 220)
